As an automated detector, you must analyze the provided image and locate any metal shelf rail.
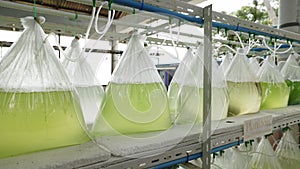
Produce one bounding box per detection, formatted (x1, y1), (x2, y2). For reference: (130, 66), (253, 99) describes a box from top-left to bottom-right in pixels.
(1, 106), (300, 169)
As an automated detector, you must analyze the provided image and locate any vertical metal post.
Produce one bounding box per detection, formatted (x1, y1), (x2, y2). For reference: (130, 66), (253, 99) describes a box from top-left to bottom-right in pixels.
(58, 33), (61, 59)
(202, 5), (212, 169)
(110, 25), (119, 73)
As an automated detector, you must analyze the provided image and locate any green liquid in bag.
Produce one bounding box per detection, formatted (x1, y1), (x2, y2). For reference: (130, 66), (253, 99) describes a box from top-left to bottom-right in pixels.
(260, 82), (289, 110)
(0, 91), (90, 158)
(92, 82), (172, 136)
(279, 158), (300, 169)
(286, 80), (300, 105)
(168, 83), (228, 124)
(227, 81), (261, 116)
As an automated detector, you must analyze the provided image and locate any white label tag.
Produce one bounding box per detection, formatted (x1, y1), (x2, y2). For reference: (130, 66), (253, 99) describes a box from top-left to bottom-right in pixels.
(244, 115), (273, 141)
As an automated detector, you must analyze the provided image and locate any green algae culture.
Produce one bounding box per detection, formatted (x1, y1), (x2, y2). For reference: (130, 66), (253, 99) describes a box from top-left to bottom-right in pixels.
(285, 80), (300, 105)
(281, 53), (300, 105)
(168, 47), (229, 124)
(227, 81), (261, 116)
(92, 33), (171, 136)
(260, 82), (289, 109)
(0, 90), (90, 158)
(0, 17), (90, 158)
(225, 48), (261, 116)
(168, 83), (228, 124)
(92, 83), (171, 136)
(257, 56), (289, 110)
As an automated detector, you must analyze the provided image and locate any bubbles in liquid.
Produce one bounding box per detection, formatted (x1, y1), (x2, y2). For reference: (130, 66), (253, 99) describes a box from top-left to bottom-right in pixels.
(227, 81), (261, 116)
(0, 90), (90, 158)
(92, 82), (171, 136)
(285, 80), (300, 105)
(168, 83), (228, 124)
(260, 82), (289, 110)
(75, 86), (105, 125)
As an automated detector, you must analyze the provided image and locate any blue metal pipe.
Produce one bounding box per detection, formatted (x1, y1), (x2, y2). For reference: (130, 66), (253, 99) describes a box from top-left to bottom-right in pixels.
(211, 140), (244, 153)
(250, 44), (291, 52)
(153, 140), (244, 168)
(111, 0), (204, 24)
(152, 157), (188, 169)
(111, 0), (300, 43)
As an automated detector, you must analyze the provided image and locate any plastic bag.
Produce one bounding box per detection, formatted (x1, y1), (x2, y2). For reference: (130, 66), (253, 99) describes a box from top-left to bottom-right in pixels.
(62, 36), (105, 125)
(168, 46), (228, 124)
(281, 53), (300, 105)
(248, 137), (282, 169)
(0, 17), (90, 158)
(277, 61), (285, 71)
(92, 34), (171, 136)
(220, 53), (232, 73)
(188, 158), (223, 169)
(249, 57), (260, 75)
(275, 130), (300, 169)
(227, 147), (249, 169)
(225, 48), (261, 116)
(257, 56), (289, 109)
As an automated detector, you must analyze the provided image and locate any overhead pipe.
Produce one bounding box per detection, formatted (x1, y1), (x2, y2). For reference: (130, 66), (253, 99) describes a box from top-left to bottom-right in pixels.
(111, 0), (300, 43)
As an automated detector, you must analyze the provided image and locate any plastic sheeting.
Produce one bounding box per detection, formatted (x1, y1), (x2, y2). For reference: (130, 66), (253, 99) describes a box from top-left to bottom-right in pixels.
(92, 34), (171, 136)
(257, 56), (289, 109)
(0, 17), (90, 158)
(168, 47), (228, 125)
(63, 37), (105, 125)
(225, 48), (261, 116)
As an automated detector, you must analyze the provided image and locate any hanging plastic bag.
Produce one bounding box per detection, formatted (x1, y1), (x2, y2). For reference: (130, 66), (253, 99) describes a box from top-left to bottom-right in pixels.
(257, 56), (289, 109)
(281, 53), (300, 105)
(277, 61), (285, 71)
(0, 17), (90, 158)
(226, 147), (250, 169)
(62, 36), (105, 125)
(92, 33), (171, 136)
(168, 46), (228, 125)
(275, 129), (300, 169)
(188, 157), (223, 169)
(220, 53), (232, 73)
(249, 57), (260, 75)
(225, 48), (261, 116)
(248, 137), (283, 169)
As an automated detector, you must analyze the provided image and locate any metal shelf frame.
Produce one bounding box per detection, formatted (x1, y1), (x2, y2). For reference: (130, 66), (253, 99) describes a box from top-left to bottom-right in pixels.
(1, 1), (300, 169)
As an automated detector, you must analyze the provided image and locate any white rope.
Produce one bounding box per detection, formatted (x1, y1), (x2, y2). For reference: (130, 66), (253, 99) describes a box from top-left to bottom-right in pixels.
(233, 31), (245, 49)
(216, 44), (237, 53)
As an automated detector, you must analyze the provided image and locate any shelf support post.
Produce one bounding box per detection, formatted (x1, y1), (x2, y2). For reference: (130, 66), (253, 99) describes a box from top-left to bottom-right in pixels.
(202, 4), (212, 169)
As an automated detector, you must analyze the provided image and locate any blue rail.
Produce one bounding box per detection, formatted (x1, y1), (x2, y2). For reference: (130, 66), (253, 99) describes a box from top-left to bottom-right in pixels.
(111, 0), (300, 43)
(152, 140), (243, 169)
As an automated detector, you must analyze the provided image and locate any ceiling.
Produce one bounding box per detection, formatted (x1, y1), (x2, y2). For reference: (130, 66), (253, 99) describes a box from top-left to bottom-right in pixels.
(0, 0), (127, 38)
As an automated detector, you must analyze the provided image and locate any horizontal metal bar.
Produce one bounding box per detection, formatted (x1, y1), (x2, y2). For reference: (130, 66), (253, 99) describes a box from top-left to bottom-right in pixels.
(112, 0), (300, 43)
(110, 0), (204, 24)
(211, 140), (244, 154)
(152, 156), (188, 169)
